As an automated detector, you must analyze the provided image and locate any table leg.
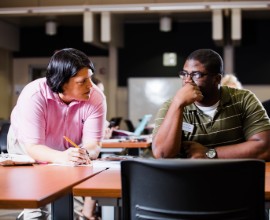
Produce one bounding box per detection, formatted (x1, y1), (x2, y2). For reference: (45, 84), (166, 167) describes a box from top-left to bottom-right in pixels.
(51, 193), (73, 220)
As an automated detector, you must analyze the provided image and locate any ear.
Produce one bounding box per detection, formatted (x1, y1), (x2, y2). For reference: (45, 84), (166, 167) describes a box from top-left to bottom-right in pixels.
(215, 74), (222, 85)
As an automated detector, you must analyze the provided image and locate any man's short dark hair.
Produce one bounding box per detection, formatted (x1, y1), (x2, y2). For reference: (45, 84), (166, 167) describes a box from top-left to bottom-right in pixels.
(186, 49), (224, 76)
(46, 48), (95, 93)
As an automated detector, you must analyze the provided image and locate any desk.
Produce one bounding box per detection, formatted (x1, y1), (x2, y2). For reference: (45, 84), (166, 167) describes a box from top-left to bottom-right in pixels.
(74, 162), (270, 219)
(73, 167), (121, 220)
(101, 139), (151, 156)
(101, 140), (151, 149)
(0, 164), (107, 220)
(73, 168), (121, 199)
(265, 163), (270, 201)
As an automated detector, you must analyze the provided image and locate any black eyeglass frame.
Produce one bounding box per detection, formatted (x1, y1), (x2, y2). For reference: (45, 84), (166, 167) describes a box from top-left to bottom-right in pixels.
(178, 70), (209, 81)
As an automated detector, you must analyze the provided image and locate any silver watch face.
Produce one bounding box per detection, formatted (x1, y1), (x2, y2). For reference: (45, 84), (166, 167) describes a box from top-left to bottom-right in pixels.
(206, 149), (216, 158)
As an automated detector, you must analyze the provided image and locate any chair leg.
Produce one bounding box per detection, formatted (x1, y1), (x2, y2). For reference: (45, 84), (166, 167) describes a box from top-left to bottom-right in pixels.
(265, 208), (269, 220)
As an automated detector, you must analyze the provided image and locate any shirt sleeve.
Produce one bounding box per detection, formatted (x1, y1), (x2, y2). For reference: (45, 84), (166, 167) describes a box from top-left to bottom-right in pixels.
(12, 83), (47, 145)
(82, 89), (107, 144)
(152, 99), (172, 136)
(241, 91), (270, 139)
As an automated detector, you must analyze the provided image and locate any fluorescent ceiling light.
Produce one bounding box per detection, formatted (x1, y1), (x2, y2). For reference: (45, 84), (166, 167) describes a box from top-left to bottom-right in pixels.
(210, 5), (268, 9)
(32, 6), (85, 14)
(0, 8), (29, 14)
(33, 4), (145, 14)
(91, 5), (145, 12)
(0, 2), (269, 15)
(149, 5), (206, 11)
(209, 2), (269, 9)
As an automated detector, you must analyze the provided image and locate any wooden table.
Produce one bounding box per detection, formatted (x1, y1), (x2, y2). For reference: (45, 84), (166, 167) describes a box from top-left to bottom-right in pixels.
(101, 140), (151, 149)
(73, 166), (121, 220)
(73, 161), (270, 219)
(265, 162), (270, 201)
(101, 139), (151, 156)
(73, 168), (121, 199)
(0, 164), (107, 220)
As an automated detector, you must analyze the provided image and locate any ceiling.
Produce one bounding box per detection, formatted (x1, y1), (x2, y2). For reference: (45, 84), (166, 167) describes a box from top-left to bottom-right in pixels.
(0, 12), (212, 28)
(0, 1), (269, 28)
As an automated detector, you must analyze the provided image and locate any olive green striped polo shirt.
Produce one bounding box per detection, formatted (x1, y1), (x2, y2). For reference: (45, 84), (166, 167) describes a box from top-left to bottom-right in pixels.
(153, 86), (270, 148)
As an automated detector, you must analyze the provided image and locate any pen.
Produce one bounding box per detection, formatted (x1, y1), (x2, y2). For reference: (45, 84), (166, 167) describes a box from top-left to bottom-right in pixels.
(63, 136), (80, 148)
(63, 136), (91, 161)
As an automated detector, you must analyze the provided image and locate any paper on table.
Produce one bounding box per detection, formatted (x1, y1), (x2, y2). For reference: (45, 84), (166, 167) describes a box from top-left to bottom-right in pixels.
(92, 160), (121, 169)
(102, 134), (152, 143)
(48, 162), (93, 167)
(102, 139), (122, 143)
(92, 155), (137, 169)
(0, 153), (35, 166)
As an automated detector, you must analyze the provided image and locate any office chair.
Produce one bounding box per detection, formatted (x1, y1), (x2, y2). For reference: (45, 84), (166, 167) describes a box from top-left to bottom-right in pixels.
(124, 119), (135, 132)
(0, 122), (10, 153)
(121, 158), (265, 220)
(109, 117), (122, 128)
(262, 99), (270, 117)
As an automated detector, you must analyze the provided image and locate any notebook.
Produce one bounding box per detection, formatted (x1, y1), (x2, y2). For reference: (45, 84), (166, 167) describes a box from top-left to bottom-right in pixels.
(0, 153), (35, 166)
(111, 114), (152, 138)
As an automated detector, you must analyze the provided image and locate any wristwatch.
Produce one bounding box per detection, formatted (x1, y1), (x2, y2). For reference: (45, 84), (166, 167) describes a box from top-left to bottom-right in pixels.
(205, 148), (217, 159)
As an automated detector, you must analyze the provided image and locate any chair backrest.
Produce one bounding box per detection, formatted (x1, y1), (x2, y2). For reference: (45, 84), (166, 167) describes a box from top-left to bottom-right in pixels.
(108, 117), (122, 128)
(124, 119), (135, 132)
(262, 99), (270, 117)
(0, 122), (10, 153)
(121, 158), (265, 220)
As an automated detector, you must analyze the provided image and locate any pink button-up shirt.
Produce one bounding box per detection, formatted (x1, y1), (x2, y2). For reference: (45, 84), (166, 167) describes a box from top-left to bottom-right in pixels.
(8, 77), (107, 153)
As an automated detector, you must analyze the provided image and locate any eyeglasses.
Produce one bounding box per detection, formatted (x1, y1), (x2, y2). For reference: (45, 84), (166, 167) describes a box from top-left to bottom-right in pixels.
(178, 70), (208, 81)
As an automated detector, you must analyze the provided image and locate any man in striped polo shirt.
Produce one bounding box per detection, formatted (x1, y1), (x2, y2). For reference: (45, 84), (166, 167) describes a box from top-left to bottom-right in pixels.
(152, 49), (270, 160)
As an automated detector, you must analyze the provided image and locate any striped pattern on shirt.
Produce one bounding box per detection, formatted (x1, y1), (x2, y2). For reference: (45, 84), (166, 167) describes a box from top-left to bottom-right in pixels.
(153, 86), (270, 148)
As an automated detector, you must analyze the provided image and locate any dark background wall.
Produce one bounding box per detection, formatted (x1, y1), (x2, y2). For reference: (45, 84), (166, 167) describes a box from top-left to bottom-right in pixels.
(13, 26), (108, 58)
(235, 20), (270, 85)
(118, 22), (220, 86)
(13, 19), (270, 86)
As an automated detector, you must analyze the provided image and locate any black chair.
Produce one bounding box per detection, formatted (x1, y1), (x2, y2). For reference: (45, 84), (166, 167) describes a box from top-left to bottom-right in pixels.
(0, 122), (10, 153)
(109, 117), (122, 128)
(124, 119), (135, 132)
(121, 158), (266, 220)
(262, 99), (270, 117)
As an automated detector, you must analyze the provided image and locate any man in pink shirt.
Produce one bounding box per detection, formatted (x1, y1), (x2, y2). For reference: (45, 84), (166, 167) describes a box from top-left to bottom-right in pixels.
(7, 48), (107, 219)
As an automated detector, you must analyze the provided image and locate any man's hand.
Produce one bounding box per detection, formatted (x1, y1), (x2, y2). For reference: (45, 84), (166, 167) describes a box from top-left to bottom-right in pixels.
(173, 82), (203, 108)
(64, 147), (91, 165)
(182, 141), (208, 158)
